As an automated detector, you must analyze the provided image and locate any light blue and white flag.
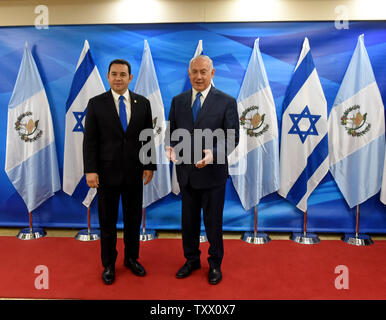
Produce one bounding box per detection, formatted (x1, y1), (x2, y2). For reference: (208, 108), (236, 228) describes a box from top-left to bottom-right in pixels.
(135, 40), (171, 207)
(329, 34), (385, 208)
(278, 37), (329, 212)
(228, 38), (279, 211)
(63, 40), (105, 207)
(171, 40), (206, 195)
(381, 148), (386, 205)
(5, 42), (61, 212)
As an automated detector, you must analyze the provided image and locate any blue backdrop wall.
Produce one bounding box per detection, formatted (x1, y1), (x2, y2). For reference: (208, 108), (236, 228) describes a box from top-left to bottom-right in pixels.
(0, 21), (385, 233)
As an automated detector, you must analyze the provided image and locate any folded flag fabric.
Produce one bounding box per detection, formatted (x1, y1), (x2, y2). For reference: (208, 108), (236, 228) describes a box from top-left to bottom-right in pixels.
(278, 37), (329, 212)
(228, 38), (279, 211)
(63, 40), (105, 207)
(134, 40), (171, 207)
(5, 42), (61, 212)
(328, 34), (385, 208)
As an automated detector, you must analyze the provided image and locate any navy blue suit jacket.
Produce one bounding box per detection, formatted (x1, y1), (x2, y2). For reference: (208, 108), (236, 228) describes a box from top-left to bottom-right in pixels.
(167, 86), (239, 189)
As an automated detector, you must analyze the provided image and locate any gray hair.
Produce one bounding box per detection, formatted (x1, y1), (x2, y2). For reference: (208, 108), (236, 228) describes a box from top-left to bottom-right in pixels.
(189, 55), (213, 71)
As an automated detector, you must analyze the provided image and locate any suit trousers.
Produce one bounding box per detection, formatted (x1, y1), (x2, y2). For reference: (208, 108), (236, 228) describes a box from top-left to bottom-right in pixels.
(180, 182), (226, 269)
(97, 183), (143, 268)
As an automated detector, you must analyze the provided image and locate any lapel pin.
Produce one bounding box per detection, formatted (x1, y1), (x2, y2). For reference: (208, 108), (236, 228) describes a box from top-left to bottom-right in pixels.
(134, 100), (137, 103)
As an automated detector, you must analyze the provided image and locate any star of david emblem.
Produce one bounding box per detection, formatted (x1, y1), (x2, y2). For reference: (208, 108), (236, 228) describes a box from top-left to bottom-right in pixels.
(288, 105), (321, 144)
(73, 109), (87, 132)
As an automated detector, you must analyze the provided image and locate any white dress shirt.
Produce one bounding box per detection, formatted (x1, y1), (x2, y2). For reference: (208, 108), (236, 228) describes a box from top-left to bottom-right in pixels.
(191, 85), (211, 108)
(111, 89), (131, 125)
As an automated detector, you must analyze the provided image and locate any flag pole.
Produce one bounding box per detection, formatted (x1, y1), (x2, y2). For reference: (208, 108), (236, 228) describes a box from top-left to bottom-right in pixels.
(87, 206), (91, 235)
(29, 211), (33, 234)
(142, 208), (146, 236)
(242, 205), (270, 245)
(254, 205), (258, 238)
(355, 204), (360, 238)
(303, 210), (307, 237)
(199, 211), (208, 242)
(75, 206), (100, 241)
(342, 204), (373, 246)
(290, 209), (320, 244)
(140, 207), (157, 241)
(17, 211), (46, 240)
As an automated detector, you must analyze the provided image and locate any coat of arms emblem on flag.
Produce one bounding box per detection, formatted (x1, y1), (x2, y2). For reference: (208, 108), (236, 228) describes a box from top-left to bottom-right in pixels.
(239, 105), (269, 138)
(340, 105), (370, 137)
(15, 111), (43, 142)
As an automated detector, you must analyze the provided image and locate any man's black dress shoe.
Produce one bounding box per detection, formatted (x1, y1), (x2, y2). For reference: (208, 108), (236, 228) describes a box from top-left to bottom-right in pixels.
(102, 265), (115, 285)
(176, 261), (201, 279)
(208, 268), (222, 285)
(124, 258), (146, 277)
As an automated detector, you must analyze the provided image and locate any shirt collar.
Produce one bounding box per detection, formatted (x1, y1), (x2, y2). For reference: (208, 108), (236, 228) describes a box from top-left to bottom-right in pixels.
(192, 85), (211, 100)
(111, 89), (129, 102)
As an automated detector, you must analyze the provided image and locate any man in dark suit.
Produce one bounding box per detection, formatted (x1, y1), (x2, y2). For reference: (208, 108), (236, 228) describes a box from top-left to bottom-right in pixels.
(83, 59), (156, 285)
(166, 55), (239, 285)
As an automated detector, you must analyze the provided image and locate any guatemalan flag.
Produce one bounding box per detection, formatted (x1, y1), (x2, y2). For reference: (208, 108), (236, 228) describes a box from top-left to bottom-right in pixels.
(134, 40), (171, 207)
(5, 42), (61, 212)
(278, 38), (329, 212)
(228, 38), (280, 211)
(329, 34), (385, 208)
(63, 40), (105, 207)
(171, 40), (205, 195)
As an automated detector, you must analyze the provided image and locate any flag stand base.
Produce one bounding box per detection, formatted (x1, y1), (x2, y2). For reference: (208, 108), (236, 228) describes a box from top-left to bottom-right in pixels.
(75, 229), (100, 241)
(17, 228), (46, 240)
(291, 210), (320, 244)
(291, 232), (320, 245)
(140, 208), (157, 241)
(242, 231), (270, 245)
(342, 233), (373, 246)
(140, 229), (157, 241)
(343, 205), (373, 246)
(200, 230), (208, 243)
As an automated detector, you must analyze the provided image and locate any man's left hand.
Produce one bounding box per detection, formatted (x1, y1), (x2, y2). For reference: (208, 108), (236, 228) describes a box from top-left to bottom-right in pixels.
(143, 170), (154, 185)
(195, 149), (213, 168)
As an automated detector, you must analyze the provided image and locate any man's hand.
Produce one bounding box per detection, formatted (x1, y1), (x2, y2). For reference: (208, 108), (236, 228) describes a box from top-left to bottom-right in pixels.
(86, 173), (99, 188)
(165, 146), (177, 163)
(143, 170), (154, 185)
(195, 149), (213, 168)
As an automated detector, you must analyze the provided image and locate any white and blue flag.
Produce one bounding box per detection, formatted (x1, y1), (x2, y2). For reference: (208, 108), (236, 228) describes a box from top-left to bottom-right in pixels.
(171, 40), (206, 195)
(5, 42), (61, 212)
(135, 40), (171, 207)
(278, 37), (329, 212)
(329, 34), (385, 208)
(63, 40), (105, 207)
(228, 38), (279, 211)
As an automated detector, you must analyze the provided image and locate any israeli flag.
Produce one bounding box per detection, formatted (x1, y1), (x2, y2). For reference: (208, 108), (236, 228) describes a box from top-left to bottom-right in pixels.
(228, 38), (279, 211)
(329, 34), (385, 208)
(134, 40), (171, 207)
(171, 40), (205, 195)
(278, 37), (329, 212)
(5, 42), (61, 212)
(63, 40), (105, 207)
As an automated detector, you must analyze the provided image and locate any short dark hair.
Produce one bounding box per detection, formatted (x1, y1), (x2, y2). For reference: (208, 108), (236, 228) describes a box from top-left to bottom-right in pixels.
(108, 59), (131, 75)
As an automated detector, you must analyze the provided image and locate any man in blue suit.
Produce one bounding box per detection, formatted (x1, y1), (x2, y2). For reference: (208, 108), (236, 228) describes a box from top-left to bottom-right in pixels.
(166, 55), (239, 285)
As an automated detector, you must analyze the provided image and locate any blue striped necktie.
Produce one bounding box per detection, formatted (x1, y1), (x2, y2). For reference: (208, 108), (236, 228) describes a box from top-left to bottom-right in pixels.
(119, 95), (127, 131)
(192, 92), (202, 123)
